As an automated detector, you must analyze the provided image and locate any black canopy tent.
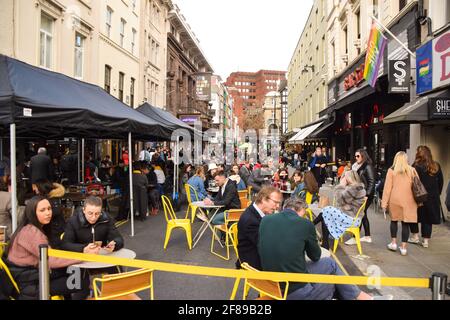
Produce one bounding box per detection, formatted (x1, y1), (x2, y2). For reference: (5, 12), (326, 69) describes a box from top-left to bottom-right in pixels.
(0, 55), (172, 140)
(0, 54), (176, 236)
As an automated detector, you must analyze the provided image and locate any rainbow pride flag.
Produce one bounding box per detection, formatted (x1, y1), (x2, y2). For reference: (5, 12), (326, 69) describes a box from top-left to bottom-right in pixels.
(364, 22), (387, 87)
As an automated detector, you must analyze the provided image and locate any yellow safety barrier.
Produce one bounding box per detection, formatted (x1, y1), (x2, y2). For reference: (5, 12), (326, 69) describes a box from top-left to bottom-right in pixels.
(48, 249), (430, 289)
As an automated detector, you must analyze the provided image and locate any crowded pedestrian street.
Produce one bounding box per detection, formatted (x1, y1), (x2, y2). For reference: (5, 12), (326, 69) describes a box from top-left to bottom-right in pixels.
(0, 0), (449, 309)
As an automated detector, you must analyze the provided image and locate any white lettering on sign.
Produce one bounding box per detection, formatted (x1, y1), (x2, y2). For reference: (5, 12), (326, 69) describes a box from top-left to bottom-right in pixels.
(394, 61), (407, 86)
(436, 100), (450, 113)
(23, 108), (32, 117)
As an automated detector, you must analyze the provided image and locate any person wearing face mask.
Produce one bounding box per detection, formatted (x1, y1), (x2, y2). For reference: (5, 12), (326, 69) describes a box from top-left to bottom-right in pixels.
(236, 186), (283, 270)
(5, 196), (90, 300)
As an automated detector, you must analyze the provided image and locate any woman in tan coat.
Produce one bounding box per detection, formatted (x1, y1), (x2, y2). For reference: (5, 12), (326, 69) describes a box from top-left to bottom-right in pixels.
(382, 152), (418, 256)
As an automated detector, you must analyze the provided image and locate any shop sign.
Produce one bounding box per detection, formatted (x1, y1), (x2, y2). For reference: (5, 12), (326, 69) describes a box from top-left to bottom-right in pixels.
(388, 58), (410, 93)
(417, 28), (450, 94)
(344, 64), (365, 91)
(429, 98), (450, 119)
(195, 73), (212, 101)
(179, 115), (200, 124)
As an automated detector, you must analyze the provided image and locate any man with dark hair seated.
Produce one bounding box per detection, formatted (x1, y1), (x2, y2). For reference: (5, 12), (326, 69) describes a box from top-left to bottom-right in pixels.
(61, 195), (124, 254)
(203, 170), (241, 226)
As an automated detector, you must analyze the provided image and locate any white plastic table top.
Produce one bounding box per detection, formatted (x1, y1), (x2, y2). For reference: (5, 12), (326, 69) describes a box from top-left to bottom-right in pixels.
(191, 201), (224, 209)
(280, 190), (294, 194)
(71, 248), (136, 269)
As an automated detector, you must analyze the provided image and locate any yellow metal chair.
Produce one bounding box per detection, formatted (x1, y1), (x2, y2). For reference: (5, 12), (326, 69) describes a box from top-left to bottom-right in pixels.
(92, 268), (154, 300)
(239, 197), (251, 210)
(228, 223), (242, 300)
(332, 198), (368, 255)
(238, 189), (248, 200)
(241, 262), (289, 300)
(211, 209), (244, 260)
(184, 184), (206, 223)
(247, 186), (253, 201)
(0, 242), (7, 258)
(0, 255), (64, 300)
(161, 195), (192, 250)
(304, 192), (316, 221)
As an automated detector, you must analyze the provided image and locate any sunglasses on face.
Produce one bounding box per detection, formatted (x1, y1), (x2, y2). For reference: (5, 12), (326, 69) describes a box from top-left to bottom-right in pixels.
(355, 155), (361, 158)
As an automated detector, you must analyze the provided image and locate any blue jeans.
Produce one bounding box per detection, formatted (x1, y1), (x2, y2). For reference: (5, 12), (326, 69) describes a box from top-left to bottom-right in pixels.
(287, 257), (361, 300)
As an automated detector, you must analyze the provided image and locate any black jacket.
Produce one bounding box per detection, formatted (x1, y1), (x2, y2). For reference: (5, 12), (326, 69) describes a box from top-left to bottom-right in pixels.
(214, 180), (241, 211)
(61, 209), (124, 253)
(357, 162), (376, 197)
(239, 166), (251, 186)
(237, 203), (263, 270)
(247, 168), (271, 193)
(30, 154), (53, 183)
(414, 164), (444, 225)
(446, 181), (450, 212)
(132, 172), (149, 218)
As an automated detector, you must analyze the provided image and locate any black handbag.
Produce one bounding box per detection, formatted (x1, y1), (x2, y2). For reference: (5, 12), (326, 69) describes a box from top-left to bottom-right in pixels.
(412, 170), (428, 204)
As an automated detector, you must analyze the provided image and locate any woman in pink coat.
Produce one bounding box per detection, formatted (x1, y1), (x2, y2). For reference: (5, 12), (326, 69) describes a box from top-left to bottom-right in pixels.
(381, 151), (418, 256)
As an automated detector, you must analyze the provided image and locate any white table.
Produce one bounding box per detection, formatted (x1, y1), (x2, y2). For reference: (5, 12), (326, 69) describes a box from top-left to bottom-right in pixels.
(207, 187), (220, 193)
(191, 201), (224, 249)
(71, 248), (136, 269)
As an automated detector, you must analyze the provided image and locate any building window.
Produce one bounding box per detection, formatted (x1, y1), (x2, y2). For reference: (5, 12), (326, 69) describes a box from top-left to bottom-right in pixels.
(74, 33), (85, 79)
(151, 40), (155, 63)
(104, 65), (111, 93)
(399, 0), (407, 11)
(120, 19), (126, 47)
(131, 28), (136, 55)
(130, 78), (135, 108)
(373, 0), (379, 19)
(322, 36), (326, 66)
(119, 72), (125, 102)
(106, 7), (113, 38)
(132, 0), (137, 12)
(155, 43), (159, 65)
(154, 84), (159, 106)
(343, 26), (348, 54)
(40, 13), (53, 68)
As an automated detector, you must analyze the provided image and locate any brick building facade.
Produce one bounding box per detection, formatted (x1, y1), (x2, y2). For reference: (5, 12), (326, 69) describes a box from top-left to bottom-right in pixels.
(226, 70), (286, 129)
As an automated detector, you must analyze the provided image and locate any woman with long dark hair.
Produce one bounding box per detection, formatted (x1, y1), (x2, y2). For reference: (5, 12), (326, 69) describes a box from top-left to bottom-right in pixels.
(6, 196), (89, 299)
(346, 149), (375, 245)
(409, 146), (444, 248)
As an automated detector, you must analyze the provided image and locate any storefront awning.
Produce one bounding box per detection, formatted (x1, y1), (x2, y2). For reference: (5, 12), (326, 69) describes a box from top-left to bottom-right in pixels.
(288, 128), (308, 143)
(295, 122), (324, 143)
(384, 88), (450, 124)
(309, 121), (334, 139)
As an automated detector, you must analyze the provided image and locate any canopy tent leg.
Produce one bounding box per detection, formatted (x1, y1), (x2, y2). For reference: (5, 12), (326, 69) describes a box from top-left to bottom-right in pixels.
(10, 124), (18, 232)
(128, 132), (134, 237)
(77, 140), (81, 183)
(81, 138), (85, 183)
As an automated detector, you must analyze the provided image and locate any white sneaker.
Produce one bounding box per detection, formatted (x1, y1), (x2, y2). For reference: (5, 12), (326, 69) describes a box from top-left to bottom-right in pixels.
(360, 236), (372, 243)
(407, 237), (420, 244)
(345, 238), (357, 245)
(399, 247), (407, 256)
(422, 241), (429, 248)
(387, 243), (398, 251)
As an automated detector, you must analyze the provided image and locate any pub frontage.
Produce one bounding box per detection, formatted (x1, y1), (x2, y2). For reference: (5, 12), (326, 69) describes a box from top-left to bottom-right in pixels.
(318, 4), (420, 173)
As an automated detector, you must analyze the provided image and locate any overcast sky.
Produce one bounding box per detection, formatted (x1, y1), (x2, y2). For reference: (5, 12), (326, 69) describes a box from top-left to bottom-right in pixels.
(174, 0), (314, 80)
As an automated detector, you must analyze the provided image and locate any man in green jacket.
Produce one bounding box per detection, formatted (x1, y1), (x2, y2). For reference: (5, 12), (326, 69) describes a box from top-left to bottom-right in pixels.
(258, 197), (389, 300)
